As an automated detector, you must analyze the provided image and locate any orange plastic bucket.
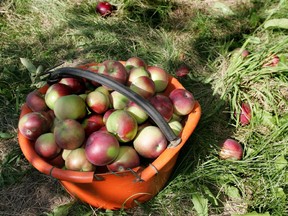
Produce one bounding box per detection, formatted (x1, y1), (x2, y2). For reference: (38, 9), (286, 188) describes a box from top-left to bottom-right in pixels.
(18, 63), (201, 210)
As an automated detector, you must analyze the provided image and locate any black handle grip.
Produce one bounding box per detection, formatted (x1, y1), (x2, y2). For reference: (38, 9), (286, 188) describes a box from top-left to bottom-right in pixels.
(47, 67), (182, 146)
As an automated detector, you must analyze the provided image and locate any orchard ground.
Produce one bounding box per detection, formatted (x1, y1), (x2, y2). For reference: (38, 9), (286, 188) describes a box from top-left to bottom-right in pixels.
(0, 0), (287, 216)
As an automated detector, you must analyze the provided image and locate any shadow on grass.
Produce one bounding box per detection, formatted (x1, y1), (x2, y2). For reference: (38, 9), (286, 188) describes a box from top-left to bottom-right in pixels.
(0, 0), (268, 215)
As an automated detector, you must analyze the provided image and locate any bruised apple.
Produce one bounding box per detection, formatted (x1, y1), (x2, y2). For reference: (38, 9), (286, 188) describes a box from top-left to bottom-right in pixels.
(106, 110), (138, 142)
(85, 131), (120, 166)
(107, 146), (140, 172)
(133, 126), (167, 159)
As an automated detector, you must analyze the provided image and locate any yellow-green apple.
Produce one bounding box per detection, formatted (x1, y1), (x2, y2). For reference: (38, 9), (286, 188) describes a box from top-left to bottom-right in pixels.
(97, 60), (128, 85)
(18, 112), (51, 140)
(34, 132), (62, 159)
(110, 90), (130, 109)
(44, 83), (72, 110)
(82, 114), (105, 136)
(127, 66), (150, 86)
(149, 94), (174, 122)
(54, 95), (87, 120)
(169, 89), (195, 115)
(125, 56), (147, 70)
(219, 138), (243, 160)
(54, 119), (85, 150)
(126, 101), (148, 124)
(147, 66), (169, 92)
(65, 148), (95, 171)
(59, 77), (86, 94)
(130, 76), (156, 99)
(62, 149), (72, 161)
(26, 90), (48, 112)
(86, 90), (110, 114)
(106, 110), (138, 142)
(133, 125), (167, 159)
(107, 146), (140, 172)
(85, 131), (120, 166)
(168, 120), (183, 136)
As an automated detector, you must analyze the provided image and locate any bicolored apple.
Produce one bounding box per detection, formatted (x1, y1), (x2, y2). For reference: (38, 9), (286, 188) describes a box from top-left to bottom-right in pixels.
(147, 66), (169, 92)
(126, 101), (149, 124)
(110, 90), (130, 109)
(127, 66), (150, 86)
(86, 90), (110, 114)
(106, 110), (138, 142)
(44, 83), (72, 110)
(130, 76), (155, 99)
(169, 88), (195, 116)
(125, 56), (147, 70)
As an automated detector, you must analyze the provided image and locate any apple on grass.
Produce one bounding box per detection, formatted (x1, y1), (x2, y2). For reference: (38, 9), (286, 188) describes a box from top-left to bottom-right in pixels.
(219, 139), (243, 160)
(129, 76), (156, 99)
(169, 88), (195, 116)
(44, 83), (72, 110)
(147, 66), (169, 92)
(106, 110), (138, 143)
(85, 131), (120, 166)
(107, 146), (140, 172)
(133, 125), (167, 159)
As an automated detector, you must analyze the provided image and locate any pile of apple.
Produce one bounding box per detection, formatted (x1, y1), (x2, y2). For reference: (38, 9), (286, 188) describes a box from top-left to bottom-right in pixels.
(18, 57), (196, 173)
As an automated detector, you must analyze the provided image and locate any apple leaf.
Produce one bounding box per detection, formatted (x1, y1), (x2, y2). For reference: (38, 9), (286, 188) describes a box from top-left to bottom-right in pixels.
(20, 58), (37, 74)
(274, 155), (287, 171)
(191, 192), (208, 216)
(0, 132), (14, 139)
(264, 18), (288, 29)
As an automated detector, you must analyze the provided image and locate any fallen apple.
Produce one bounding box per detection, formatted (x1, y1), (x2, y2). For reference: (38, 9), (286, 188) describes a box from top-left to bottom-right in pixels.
(219, 138), (243, 160)
(95, 1), (114, 17)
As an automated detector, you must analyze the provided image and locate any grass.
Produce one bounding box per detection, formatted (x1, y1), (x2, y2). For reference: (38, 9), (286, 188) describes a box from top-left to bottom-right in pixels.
(0, 0), (287, 215)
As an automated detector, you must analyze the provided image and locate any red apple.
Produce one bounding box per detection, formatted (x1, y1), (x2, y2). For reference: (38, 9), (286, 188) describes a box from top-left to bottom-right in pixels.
(34, 132), (61, 159)
(107, 146), (140, 172)
(65, 148), (95, 171)
(97, 60), (128, 85)
(110, 90), (130, 109)
(175, 65), (189, 77)
(126, 101), (149, 124)
(48, 153), (65, 168)
(133, 125), (167, 159)
(219, 139), (243, 160)
(44, 83), (72, 110)
(106, 110), (138, 142)
(239, 102), (251, 126)
(169, 88), (195, 116)
(95, 1), (114, 17)
(18, 112), (51, 140)
(147, 66), (169, 92)
(85, 131), (120, 166)
(54, 119), (85, 150)
(130, 76), (156, 99)
(82, 114), (105, 136)
(59, 77), (86, 94)
(127, 66), (150, 86)
(125, 56), (147, 70)
(149, 94), (174, 122)
(26, 90), (48, 112)
(86, 90), (110, 114)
